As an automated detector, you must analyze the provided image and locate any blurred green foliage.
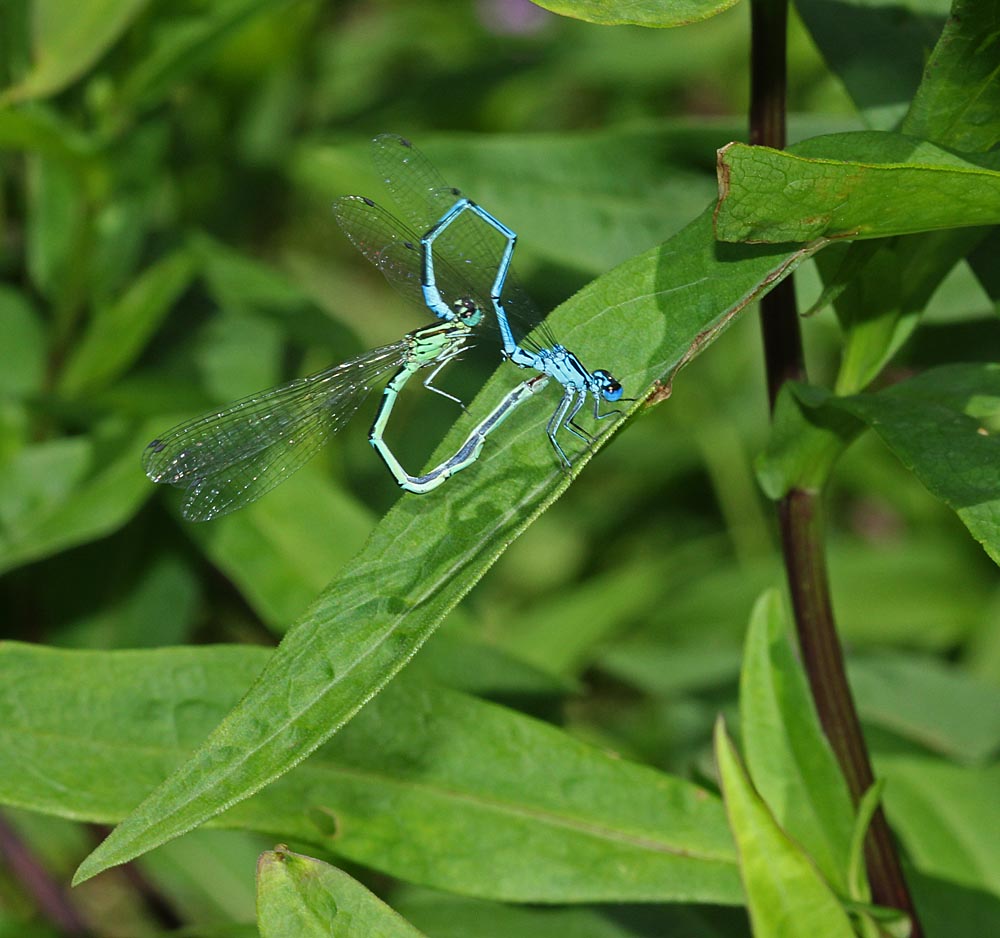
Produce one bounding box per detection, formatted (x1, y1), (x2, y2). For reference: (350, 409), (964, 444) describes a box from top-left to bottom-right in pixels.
(1, 0), (998, 935)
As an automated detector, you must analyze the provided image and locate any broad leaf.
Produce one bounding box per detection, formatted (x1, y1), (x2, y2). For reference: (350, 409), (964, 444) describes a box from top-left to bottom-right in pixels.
(73, 206), (819, 884)
(850, 654), (1000, 763)
(831, 363), (1000, 566)
(878, 753), (1000, 900)
(800, 0), (1000, 394)
(394, 887), (753, 938)
(760, 364), (1000, 570)
(794, 0), (949, 130)
(0, 643), (741, 902)
(716, 133), (1000, 243)
(902, 0), (1000, 152)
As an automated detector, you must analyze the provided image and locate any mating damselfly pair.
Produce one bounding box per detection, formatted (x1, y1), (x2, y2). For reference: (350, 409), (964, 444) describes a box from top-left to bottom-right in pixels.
(144, 134), (625, 521)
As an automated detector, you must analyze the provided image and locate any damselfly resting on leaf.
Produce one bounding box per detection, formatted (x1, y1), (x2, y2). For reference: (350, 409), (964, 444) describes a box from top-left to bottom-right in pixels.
(144, 134), (623, 521)
(361, 134), (625, 468)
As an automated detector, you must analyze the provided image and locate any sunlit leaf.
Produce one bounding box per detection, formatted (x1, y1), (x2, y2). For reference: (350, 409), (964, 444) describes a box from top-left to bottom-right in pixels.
(714, 719), (856, 938)
(527, 0), (742, 27)
(1, 643), (740, 902)
(903, 0), (1000, 152)
(716, 133), (1000, 243)
(0, 0), (149, 104)
(739, 591), (855, 893)
(73, 206), (820, 884)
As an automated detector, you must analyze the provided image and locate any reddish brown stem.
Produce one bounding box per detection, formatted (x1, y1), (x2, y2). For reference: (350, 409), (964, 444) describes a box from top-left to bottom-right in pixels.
(749, 0), (923, 931)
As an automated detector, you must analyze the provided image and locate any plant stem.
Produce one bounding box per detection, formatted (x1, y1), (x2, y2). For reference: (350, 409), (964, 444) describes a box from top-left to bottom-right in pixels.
(0, 815), (90, 936)
(748, 0), (923, 931)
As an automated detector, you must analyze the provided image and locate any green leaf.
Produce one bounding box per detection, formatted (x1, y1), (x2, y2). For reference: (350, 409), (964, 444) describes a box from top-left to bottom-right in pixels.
(878, 753), (1000, 899)
(850, 653), (1000, 763)
(739, 590), (855, 893)
(827, 228), (988, 394)
(309, 679), (738, 904)
(493, 558), (669, 676)
(0, 106), (96, 166)
(0, 286), (45, 397)
(25, 152), (87, 302)
(187, 465), (374, 628)
(846, 780), (885, 903)
(257, 848), (427, 938)
(829, 532), (992, 649)
(755, 382), (862, 498)
(194, 233), (316, 314)
(763, 365), (1000, 565)
(410, 629), (575, 699)
(526, 0), (742, 27)
(715, 133), (1000, 244)
(831, 363), (1000, 566)
(902, 0), (1000, 152)
(714, 719), (856, 938)
(0, 0), (149, 104)
(794, 0), (948, 131)
(1, 643), (741, 903)
(0, 424), (154, 575)
(59, 248), (198, 396)
(802, 0), (1000, 396)
(117, 0), (290, 113)
(72, 206), (819, 884)
(292, 125), (728, 276)
(394, 887), (750, 938)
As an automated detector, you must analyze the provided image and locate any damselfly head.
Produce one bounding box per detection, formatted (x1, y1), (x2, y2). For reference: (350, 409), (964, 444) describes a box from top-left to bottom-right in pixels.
(592, 369), (623, 402)
(453, 296), (484, 327)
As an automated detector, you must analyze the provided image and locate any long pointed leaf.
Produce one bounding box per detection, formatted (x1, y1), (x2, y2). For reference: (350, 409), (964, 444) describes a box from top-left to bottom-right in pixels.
(74, 207), (819, 884)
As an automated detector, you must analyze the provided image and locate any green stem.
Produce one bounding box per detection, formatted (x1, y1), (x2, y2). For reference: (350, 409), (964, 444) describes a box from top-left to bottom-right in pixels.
(748, 0), (923, 931)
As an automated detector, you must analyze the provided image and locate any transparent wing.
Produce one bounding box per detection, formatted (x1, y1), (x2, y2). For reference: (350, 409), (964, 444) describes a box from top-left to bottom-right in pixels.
(333, 195), (495, 319)
(143, 341), (408, 522)
(370, 132), (461, 236)
(368, 133), (555, 352)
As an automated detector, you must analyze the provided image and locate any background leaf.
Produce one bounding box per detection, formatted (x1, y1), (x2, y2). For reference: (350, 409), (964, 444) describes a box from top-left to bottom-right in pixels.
(0, 424), (156, 575)
(878, 754), (1000, 902)
(257, 849), (428, 938)
(0, 0), (149, 104)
